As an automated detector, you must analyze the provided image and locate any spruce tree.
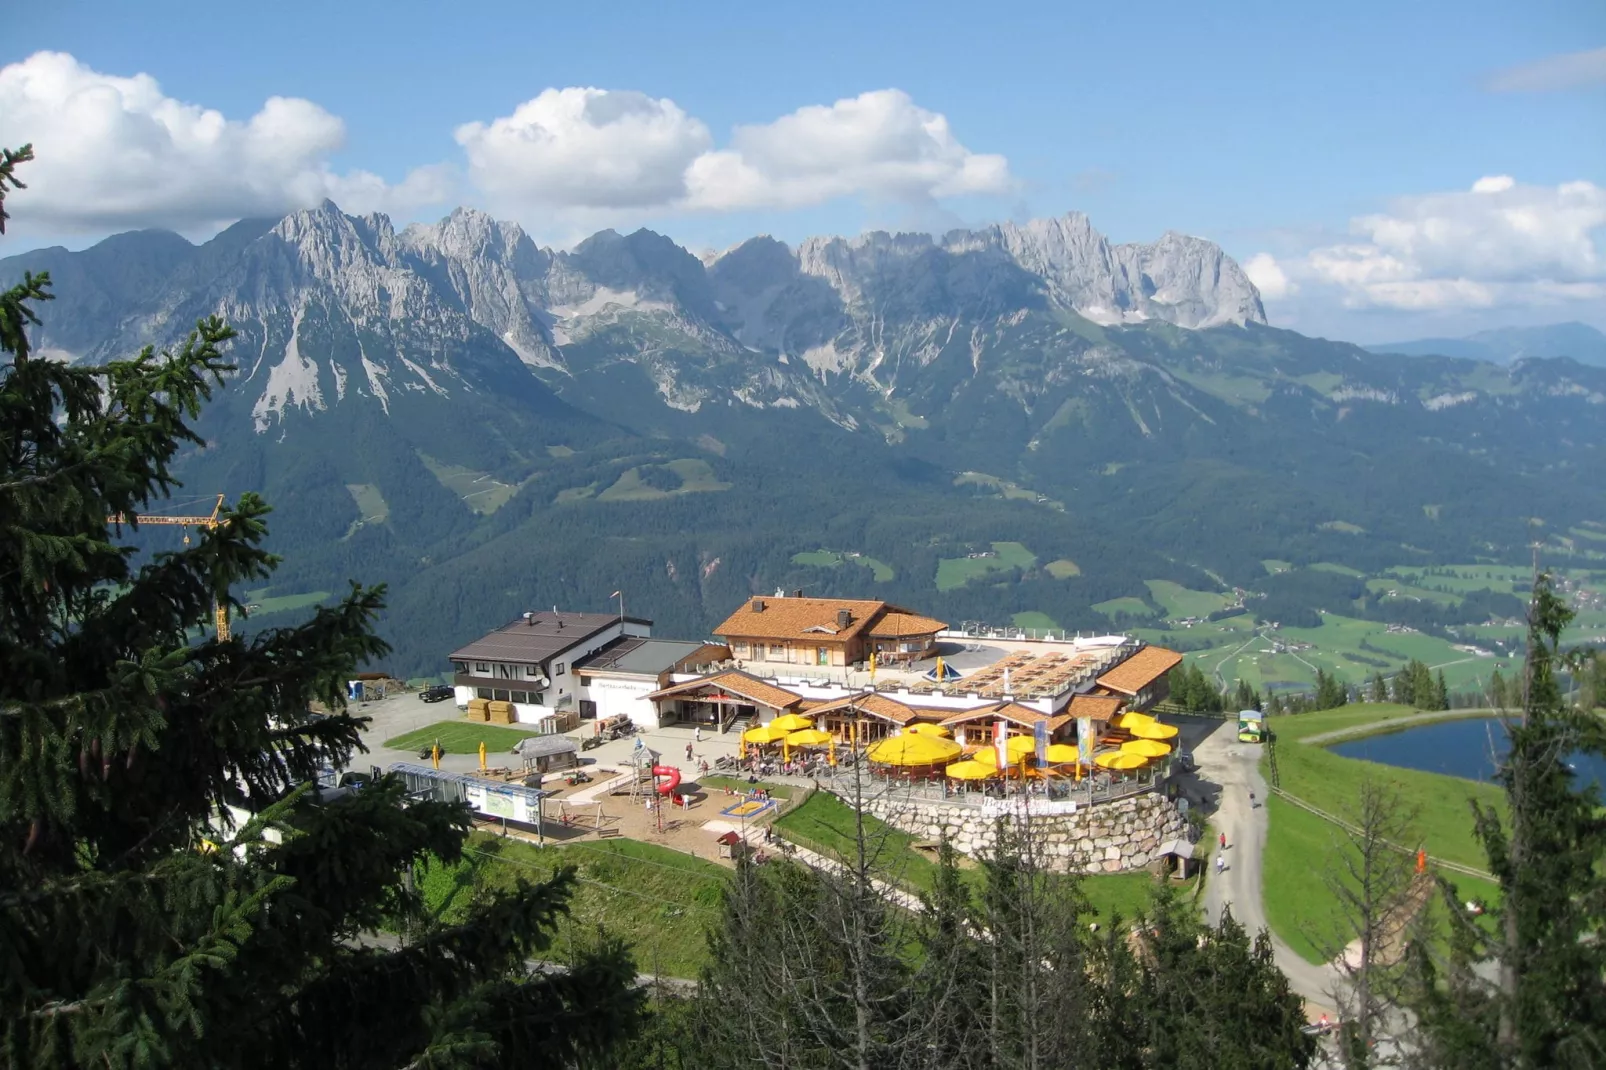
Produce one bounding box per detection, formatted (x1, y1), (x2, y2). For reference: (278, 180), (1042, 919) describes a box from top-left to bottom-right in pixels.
(1369, 672), (1388, 704)
(0, 146), (642, 1068)
(1406, 573), (1606, 1067)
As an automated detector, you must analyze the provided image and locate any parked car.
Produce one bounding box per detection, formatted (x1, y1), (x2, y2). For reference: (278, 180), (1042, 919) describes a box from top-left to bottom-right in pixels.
(418, 684), (453, 703)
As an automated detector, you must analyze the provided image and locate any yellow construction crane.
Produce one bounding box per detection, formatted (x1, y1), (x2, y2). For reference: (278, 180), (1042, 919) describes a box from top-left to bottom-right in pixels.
(107, 493), (231, 639)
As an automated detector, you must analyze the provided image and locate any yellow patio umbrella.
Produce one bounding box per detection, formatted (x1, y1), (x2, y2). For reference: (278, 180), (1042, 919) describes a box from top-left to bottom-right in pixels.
(787, 728), (833, 747)
(1128, 720), (1179, 741)
(974, 736), (1037, 766)
(1111, 711), (1154, 731)
(945, 759), (997, 780)
(1044, 743), (1082, 764)
(770, 713), (815, 733)
(867, 734), (962, 767)
(1121, 738), (1172, 758)
(1095, 751), (1149, 770)
(908, 723), (954, 738)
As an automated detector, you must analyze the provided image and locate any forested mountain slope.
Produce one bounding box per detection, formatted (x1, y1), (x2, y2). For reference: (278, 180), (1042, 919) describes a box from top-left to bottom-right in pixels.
(7, 202), (1603, 676)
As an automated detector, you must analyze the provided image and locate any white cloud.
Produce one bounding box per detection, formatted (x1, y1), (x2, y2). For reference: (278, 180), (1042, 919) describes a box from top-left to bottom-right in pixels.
(0, 51), (452, 233)
(1485, 46), (1606, 92)
(1267, 176), (1606, 313)
(458, 87), (1013, 219)
(1243, 252), (1295, 300)
(683, 90), (1013, 211)
(454, 88), (712, 211)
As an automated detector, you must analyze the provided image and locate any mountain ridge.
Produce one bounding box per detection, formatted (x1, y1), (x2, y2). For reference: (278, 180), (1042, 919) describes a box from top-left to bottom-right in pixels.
(4, 202), (1603, 678)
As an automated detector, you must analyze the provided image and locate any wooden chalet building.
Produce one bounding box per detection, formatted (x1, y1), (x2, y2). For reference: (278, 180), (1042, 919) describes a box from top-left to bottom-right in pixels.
(1092, 645), (1183, 711)
(714, 595), (946, 670)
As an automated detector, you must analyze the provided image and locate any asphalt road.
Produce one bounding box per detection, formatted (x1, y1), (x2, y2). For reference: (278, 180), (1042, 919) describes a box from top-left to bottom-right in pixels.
(1192, 719), (1339, 1013)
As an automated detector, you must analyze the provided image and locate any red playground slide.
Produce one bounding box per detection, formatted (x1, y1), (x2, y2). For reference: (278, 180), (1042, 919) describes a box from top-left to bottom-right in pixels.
(651, 764), (681, 797)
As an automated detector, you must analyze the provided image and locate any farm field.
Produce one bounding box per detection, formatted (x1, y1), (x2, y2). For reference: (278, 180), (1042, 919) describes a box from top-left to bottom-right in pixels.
(936, 540), (1037, 591)
(1144, 580), (1235, 619)
(597, 458), (732, 501)
(418, 452), (518, 515)
(244, 587), (332, 616)
(1094, 596), (1153, 619)
(790, 548), (896, 581)
(1012, 611), (1061, 632)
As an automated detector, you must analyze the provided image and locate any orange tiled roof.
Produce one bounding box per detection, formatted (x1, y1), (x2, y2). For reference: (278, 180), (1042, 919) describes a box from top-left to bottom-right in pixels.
(1066, 694), (1125, 722)
(940, 702), (1042, 727)
(805, 692), (919, 725)
(645, 670), (803, 711)
(715, 597), (886, 642)
(714, 597), (945, 644)
(1095, 646), (1183, 696)
(868, 611), (947, 638)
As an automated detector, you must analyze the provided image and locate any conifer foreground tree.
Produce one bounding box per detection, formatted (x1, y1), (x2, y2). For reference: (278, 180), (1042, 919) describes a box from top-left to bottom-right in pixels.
(1405, 572), (1606, 1068)
(0, 147), (642, 1068)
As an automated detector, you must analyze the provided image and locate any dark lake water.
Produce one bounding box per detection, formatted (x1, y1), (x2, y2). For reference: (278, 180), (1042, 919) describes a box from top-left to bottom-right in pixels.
(1330, 716), (1606, 789)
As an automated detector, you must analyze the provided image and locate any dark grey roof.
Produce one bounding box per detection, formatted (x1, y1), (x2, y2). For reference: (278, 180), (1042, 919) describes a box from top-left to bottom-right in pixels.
(449, 610), (652, 664)
(513, 735), (579, 758)
(573, 637), (709, 676)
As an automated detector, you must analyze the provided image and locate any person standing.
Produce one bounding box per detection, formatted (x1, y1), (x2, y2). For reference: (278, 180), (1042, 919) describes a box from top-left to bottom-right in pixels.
(693, 725), (702, 744)
(1219, 831), (1227, 850)
(685, 741), (694, 762)
(1216, 853), (1225, 876)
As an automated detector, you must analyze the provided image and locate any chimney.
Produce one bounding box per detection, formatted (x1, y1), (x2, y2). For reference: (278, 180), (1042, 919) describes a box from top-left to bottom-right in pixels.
(752, 598), (766, 613)
(837, 609), (851, 629)
(794, 589), (804, 598)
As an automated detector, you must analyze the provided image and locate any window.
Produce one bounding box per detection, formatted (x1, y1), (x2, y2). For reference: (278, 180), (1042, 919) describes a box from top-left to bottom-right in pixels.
(493, 689), (510, 702)
(475, 662), (490, 674)
(555, 662), (566, 676)
(816, 647), (829, 666)
(454, 662), (468, 673)
(476, 687), (491, 700)
(511, 691), (529, 704)
(734, 642), (749, 657)
(526, 665), (541, 677)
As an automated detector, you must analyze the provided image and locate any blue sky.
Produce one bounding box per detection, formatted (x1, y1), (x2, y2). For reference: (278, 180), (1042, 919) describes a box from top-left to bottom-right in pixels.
(3, 0), (1603, 342)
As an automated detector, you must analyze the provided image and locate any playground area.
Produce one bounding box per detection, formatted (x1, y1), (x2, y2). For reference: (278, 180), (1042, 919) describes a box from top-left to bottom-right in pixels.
(530, 748), (781, 864)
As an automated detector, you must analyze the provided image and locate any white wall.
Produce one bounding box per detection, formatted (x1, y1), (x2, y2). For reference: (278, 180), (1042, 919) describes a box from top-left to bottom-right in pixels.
(546, 621), (650, 706)
(581, 675), (660, 729)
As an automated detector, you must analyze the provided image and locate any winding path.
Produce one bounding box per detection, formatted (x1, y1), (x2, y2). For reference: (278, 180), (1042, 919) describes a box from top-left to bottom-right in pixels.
(1193, 719), (1340, 1013)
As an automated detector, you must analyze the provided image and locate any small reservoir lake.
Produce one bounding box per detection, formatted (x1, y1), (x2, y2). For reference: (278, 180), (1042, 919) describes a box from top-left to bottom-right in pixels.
(1330, 716), (1605, 788)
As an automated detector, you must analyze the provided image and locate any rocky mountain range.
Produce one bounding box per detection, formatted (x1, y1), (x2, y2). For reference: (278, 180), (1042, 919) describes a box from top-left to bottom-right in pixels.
(5, 201), (1603, 676)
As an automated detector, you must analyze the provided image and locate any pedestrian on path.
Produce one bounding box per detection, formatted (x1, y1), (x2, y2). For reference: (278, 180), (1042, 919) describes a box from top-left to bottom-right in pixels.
(693, 725), (702, 744)
(685, 741), (694, 762)
(1219, 831), (1227, 850)
(1250, 790), (1257, 808)
(1216, 854), (1225, 875)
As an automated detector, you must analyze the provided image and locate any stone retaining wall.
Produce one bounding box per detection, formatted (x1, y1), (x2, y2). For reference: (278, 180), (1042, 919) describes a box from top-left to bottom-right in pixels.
(861, 791), (1188, 873)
